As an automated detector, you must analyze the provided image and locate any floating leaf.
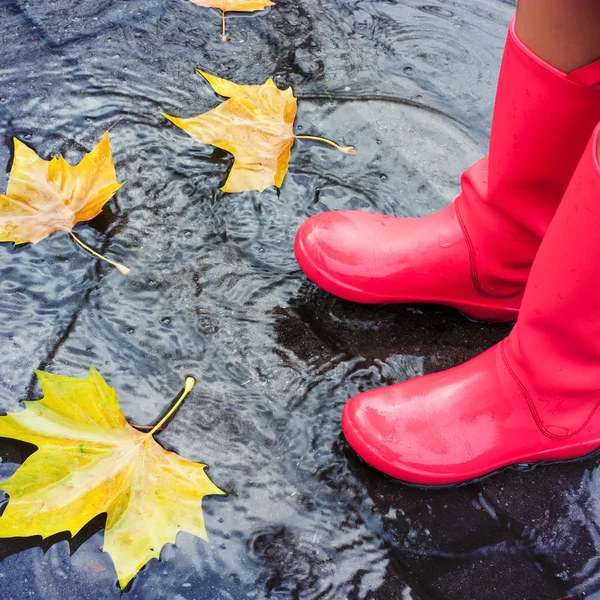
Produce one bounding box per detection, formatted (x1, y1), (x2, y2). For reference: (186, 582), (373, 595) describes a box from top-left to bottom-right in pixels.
(190, 0), (275, 42)
(162, 71), (355, 193)
(0, 132), (129, 274)
(0, 367), (224, 589)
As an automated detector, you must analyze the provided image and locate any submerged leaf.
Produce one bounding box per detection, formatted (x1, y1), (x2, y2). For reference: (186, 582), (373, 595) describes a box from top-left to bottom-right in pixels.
(0, 367), (224, 589)
(190, 0), (275, 41)
(0, 133), (129, 273)
(162, 71), (354, 193)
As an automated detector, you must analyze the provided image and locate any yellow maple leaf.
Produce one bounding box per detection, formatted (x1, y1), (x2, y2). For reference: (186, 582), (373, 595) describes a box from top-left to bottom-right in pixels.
(0, 367), (224, 589)
(189, 0), (275, 42)
(162, 71), (355, 193)
(0, 132), (129, 274)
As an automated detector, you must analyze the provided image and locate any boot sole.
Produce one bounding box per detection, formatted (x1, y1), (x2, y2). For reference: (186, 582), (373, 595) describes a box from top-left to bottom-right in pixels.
(356, 446), (600, 489)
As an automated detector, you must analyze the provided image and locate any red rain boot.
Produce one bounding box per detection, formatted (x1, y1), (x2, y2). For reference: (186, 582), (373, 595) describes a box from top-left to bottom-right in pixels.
(295, 18), (600, 322)
(341, 124), (600, 486)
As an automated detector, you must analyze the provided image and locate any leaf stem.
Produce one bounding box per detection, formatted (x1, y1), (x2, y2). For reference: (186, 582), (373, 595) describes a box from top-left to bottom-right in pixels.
(105, 116), (124, 135)
(295, 135), (356, 154)
(146, 377), (196, 437)
(221, 10), (227, 42)
(70, 231), (130, 275)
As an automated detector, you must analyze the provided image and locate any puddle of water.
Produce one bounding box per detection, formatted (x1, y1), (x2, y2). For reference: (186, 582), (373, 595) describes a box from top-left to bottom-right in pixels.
(5, 1), (598, 599)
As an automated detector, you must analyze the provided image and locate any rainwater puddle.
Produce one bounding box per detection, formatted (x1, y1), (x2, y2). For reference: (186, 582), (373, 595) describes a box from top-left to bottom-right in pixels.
(1, 1), (600, 599)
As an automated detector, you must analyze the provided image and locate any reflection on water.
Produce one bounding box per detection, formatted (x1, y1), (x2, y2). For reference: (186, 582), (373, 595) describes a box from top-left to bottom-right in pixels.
(1, 0), (599, 598)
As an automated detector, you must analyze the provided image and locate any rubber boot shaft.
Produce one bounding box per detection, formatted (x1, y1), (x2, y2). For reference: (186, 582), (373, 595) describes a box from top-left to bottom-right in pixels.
(457, 19), (600, 297)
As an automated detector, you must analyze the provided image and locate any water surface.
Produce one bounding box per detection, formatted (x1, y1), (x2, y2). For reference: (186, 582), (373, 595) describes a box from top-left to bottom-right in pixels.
(1, 1), (598, 599)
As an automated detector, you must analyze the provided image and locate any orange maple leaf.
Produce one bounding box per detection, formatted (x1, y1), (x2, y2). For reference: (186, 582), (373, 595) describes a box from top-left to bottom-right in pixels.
(0, 132), (129, 274)
(162, 71), (355, 193)
(189, 0), (275, 42)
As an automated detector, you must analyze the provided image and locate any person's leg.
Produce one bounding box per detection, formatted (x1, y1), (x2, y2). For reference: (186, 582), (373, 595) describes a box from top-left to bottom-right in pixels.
(336, 4), (600, 485)
(516, 0), (600, 73)
(295, 8), (600, 323)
